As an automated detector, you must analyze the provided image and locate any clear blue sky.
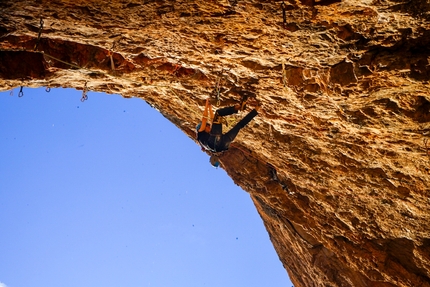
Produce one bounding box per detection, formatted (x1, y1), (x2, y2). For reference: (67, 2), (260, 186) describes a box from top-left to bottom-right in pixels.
(0, 87), (293, 287)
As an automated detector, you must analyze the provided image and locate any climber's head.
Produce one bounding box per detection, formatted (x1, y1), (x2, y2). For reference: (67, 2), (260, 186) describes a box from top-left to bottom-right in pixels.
(210, 155), (220, 168)
(196, 122), (202, 132)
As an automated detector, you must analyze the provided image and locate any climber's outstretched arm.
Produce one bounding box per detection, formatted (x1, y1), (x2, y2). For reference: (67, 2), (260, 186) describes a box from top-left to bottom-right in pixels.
(198, 98), (213, 132)
(208, 99), (214, 121)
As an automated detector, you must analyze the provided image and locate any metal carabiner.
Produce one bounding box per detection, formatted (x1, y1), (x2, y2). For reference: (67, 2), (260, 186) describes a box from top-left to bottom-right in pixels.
(80, 94), (88, 102)
(80, 82), (88, 102)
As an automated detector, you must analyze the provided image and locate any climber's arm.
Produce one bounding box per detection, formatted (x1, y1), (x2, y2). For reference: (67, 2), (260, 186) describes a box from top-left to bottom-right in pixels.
(198, 99), (211, 132)
(208, 100), (214, 121)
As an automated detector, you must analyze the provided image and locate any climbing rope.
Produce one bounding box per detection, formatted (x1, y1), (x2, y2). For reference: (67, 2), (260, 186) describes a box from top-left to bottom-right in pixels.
(212, 76), (222, 107)
(214, 75), (222, 106)
(9, 25), (240, 126)
(31, 51), (244, 132)
(38, 50), (183, 104)
(212, 68), (231, 106)
(42, 52), (87, 70)
(19, 17), (261, 134)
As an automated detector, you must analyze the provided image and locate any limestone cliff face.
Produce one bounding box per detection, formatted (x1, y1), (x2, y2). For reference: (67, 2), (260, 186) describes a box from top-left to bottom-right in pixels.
(1, 1), (430, 286)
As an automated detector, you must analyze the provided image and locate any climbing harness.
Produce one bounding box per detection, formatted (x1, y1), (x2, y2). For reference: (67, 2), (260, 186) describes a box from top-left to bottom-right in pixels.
(34, 18), (44, 51)
(18, 86), (24, 97)
(80, 82), (88, 102)
(212, 135), (222, 152)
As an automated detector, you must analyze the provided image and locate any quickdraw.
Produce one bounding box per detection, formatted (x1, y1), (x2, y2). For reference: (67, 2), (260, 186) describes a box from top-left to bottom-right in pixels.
(282, 60), (287, 87)
(109, 52), (115, 72)
(18, 86), (24, 97)
(269, 124), (274, 141)
(108, 42), (116, 73)
(281, 2), (287, 28)
(214, 76), (222, 106)
(34, 18), (44, 51)
(81, 82), (88, 102)
(213, 68), (230, 106)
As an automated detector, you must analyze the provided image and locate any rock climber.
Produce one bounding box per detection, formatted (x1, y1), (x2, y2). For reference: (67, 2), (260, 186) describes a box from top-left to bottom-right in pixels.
(196, 96), (259, 167)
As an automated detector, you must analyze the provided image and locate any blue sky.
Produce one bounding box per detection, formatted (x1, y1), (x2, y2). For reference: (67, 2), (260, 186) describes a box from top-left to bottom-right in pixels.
(0, 87), (292, 287)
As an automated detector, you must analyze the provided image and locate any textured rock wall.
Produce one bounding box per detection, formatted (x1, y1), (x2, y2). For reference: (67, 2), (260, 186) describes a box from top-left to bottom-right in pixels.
(1, 1), (430, 286)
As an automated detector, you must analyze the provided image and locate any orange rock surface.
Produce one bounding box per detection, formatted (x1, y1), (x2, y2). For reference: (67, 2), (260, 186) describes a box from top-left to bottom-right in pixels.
(1, 1), (429, 286)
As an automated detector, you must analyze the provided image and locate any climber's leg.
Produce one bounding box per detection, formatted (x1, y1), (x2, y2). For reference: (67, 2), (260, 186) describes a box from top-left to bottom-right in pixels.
(213, 106), (238, 124)
(213, 95), (249, 123)
(218, 108), (258, 150)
